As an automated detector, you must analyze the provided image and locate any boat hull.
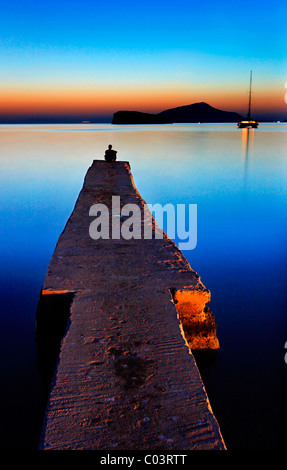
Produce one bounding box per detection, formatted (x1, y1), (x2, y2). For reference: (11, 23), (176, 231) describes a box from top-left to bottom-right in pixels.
(238, 120), (258, 129)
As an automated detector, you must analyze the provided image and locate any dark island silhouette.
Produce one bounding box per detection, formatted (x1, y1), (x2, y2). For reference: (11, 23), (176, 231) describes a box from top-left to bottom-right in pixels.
(112, 102), (244, 124)
(112, 110), (170, 125)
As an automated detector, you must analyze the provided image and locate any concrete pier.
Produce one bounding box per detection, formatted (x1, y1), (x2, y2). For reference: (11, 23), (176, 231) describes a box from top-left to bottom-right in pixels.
(37, 160), (225, 450)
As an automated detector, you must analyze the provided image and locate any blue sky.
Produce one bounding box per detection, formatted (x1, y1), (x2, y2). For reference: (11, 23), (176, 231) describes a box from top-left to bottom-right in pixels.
(0, 0), (286, 119)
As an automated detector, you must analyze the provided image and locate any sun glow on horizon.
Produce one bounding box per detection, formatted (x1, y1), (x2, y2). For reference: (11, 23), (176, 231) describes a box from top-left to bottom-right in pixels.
(0, 81), (285, 120)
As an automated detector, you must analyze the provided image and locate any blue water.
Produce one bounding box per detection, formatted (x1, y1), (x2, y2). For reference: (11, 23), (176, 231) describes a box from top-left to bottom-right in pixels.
(0, 123), (286, 450)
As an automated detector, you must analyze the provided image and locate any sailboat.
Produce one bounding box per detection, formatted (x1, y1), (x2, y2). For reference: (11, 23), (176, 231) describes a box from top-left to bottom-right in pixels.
(238, 71), (259, 129)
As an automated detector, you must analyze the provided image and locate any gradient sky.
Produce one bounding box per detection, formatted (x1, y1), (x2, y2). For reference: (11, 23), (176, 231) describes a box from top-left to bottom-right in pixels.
(0, 0), (286, 121)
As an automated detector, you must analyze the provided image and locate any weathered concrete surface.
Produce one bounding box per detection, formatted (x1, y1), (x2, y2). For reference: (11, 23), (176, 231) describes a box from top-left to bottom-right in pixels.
(38, 160), (225, 450)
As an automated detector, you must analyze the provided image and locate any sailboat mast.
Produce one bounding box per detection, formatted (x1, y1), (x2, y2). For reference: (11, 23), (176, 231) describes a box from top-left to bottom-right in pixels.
(237, 70), (258, 128)
(247, 70), (252, 120)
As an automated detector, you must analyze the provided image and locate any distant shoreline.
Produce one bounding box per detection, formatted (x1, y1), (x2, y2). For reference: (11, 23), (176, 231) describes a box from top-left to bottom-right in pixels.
(0, 120), (284, 125)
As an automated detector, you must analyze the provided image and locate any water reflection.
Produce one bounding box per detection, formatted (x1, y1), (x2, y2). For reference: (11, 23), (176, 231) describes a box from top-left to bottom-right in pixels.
(0, 123), (286, 450)
(241, 127), (255, 186)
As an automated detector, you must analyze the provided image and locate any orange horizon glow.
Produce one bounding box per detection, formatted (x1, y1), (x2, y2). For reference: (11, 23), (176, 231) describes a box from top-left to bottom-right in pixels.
(0, 84), (285, 118)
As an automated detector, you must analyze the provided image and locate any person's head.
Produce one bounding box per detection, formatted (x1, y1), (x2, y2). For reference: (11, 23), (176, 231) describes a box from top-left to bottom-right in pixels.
(108, 144), (112, 149)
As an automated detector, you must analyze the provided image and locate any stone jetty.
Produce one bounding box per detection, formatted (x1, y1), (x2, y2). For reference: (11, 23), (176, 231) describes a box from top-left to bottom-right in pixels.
(37, 160), (225, 450)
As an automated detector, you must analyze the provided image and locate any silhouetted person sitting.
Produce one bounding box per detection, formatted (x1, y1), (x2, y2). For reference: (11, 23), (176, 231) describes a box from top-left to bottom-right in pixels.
(104, 144), (117, 162)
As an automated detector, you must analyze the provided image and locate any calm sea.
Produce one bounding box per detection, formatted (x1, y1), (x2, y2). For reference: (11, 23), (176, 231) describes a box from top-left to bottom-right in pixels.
(0, 123), (286, 450)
